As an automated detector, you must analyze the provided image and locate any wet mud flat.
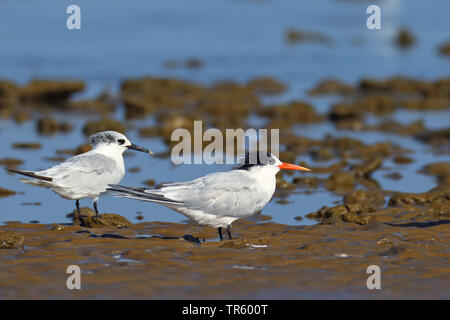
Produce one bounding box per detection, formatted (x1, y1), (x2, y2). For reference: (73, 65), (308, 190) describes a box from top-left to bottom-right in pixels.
(1, 200), (449, 299)
(0, 75), (449, 299)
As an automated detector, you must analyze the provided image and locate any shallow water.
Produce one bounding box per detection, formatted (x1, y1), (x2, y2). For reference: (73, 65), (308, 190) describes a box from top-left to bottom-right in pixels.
(0, 0), (449, 226)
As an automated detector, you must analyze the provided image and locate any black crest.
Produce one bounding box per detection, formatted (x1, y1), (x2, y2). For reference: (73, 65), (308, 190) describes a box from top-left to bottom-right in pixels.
(236, 151), (274, 170)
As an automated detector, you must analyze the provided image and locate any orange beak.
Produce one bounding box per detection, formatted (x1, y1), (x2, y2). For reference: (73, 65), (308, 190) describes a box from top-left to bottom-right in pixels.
(278, 162), (311, 171)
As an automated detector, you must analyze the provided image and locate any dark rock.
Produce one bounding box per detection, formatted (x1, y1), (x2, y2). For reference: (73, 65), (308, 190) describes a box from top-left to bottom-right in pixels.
(246, 77), (286, 95)
(388, 190), (449, 208)
(0, 187), (16, 198)
(82, 118), (126, 136)
(36, 118), (73, 135)
(324, 173), (355, 192)
(12, 142), (42, 149)
(19, 79), (84, 105)
(81, 214), (131, 229)
(438, 40), (450, 57)
(0, 230), (24, 249)
(395, 28), (416, 48)
(350, 157), (383, 177)
(308, 78), (354, 96)
(384, 172), (403, 180)
(285, 29), (332, 45)
(393, 155), (413, 164)
(343, 189), (385, 209)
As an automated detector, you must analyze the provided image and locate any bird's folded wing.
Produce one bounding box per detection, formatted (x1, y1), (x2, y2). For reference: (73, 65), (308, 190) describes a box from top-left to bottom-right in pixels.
(160, 171), (265, 218)
(38, 152), (121, 193)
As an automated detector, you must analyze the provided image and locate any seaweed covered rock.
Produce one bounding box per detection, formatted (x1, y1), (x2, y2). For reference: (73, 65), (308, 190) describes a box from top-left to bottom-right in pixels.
(121, 77), (260, 126)
(82, 118), (126, 136)
(12, 142), (42, 149)
(19, 79), (84, 105)
(394, 28), (416, 48)
(121, 77), (204, 118)
(71, 207), (131, 229)
(329, 103), (362, 122)
(420, 162), (450, 186)
(68, 91), (116, 114)
(438, 40), (450, 57)
(308, 78), (354, 96)
(0, 187), (16, 198)
(0, 158), (23, 168)
(343, 189), (385, 208)
(388, 190), (449, 208)
(350, 157), (383, 177)
(324, 173), (355, 192)
(0, 80), (19, 112)
(306, 203), (373, 225)
(80, 214), (131, 229)
(0, 230), (24, 249)
(259, 101), (323, 124)
(285, 29), (332, 45)
(36, 118), (73, 135)
(415, 128), (450, 151)
(246, 77), (286, 95)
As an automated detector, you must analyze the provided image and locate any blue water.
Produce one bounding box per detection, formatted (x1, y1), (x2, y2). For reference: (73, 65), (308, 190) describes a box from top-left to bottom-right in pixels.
(0, 0), (449, 225)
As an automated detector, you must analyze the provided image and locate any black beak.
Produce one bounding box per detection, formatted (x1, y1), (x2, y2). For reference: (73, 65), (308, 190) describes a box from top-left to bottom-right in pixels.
(127, 143), (153, 154)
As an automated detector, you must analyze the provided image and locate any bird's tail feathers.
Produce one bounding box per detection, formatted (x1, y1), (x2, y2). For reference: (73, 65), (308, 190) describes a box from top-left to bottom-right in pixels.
(108, 184), (182, 205)
(8, 168), (53, 187)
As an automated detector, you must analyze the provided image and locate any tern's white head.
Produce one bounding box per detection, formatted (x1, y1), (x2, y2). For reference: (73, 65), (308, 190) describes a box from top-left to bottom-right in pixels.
(89, 131), (152, 155)
(237, 151), (311, 175)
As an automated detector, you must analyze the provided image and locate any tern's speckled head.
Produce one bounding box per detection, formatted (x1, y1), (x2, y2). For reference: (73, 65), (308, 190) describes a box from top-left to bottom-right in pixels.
(89, 131), (152, 155)
(89, 131), (130, 148)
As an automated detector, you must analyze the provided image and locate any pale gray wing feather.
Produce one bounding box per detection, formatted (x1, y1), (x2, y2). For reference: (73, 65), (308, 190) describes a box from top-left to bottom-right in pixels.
(156, 171), (267, 218)
(38, 152), (123, 196)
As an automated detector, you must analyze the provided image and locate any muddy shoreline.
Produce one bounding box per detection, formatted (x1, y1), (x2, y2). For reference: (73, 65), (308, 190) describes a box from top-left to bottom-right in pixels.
(1, 193), (449, 299)
(1, 74), (449, 299)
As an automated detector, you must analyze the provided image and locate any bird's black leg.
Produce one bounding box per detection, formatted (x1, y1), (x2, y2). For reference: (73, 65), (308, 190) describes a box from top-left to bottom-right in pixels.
(93, 201), (99, 217)
(227, 225), (232, 240)
(218, 227), (223, 241)
(76, 200), (81, 217)
(74, 199), (82, 224)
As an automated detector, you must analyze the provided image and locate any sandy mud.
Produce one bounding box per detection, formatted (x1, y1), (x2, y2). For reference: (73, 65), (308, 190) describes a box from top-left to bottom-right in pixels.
(1, 185), (449, 299)
(0, 74), (449, 299)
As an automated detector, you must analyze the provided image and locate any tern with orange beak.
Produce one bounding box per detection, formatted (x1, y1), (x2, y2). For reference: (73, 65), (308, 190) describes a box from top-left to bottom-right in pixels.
(108, 152), (310, 240)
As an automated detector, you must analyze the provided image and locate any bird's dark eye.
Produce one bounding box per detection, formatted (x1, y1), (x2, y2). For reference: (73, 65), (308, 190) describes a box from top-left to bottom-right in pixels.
(117, 139), (125, 145)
